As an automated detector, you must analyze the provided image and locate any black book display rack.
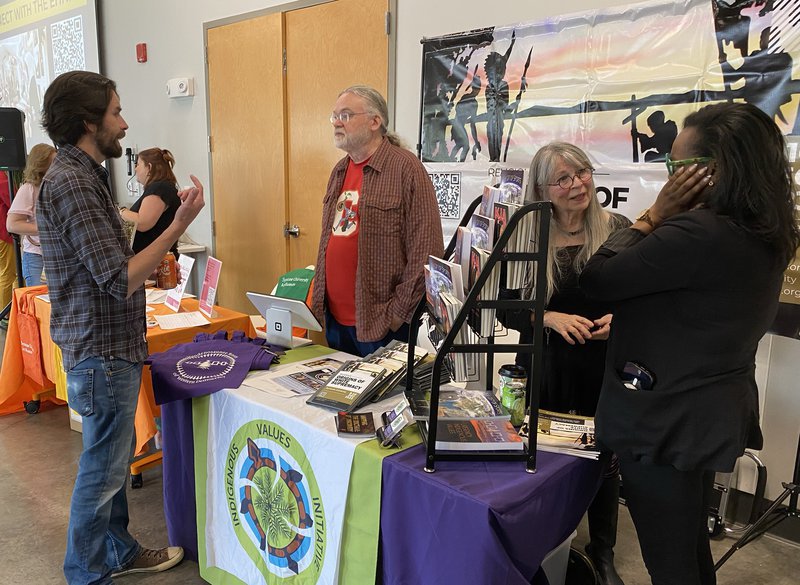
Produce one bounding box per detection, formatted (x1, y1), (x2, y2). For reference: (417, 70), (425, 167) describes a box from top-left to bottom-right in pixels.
(405, 195), (551, 473)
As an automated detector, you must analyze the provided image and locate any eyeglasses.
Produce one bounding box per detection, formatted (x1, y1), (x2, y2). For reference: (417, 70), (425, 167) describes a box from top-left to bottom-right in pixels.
(329, 111), (372, 124)
(665, 153), (714, 176)
(546, 168), (594, 190)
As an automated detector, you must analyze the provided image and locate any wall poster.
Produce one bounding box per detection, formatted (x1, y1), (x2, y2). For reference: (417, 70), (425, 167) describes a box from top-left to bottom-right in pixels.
(420, 0), (800, 339)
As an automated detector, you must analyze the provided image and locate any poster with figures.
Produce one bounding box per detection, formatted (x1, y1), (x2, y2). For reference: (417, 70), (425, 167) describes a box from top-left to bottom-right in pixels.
(421, 0), (800, 339)
(420, 0), (800, 167)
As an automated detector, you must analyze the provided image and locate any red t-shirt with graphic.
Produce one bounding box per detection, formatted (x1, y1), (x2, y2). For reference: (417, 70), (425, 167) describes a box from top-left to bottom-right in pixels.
(325, 158), (369, 325)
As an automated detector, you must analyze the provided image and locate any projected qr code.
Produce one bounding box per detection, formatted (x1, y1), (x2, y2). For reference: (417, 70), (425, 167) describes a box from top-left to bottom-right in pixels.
(429, 172), (461, 218)
(51, 16), (86, 76)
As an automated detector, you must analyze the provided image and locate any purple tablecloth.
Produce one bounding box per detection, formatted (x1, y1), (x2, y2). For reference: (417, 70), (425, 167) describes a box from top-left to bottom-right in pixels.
(163, 398), (603, 578)
(161, 399), (199, 561)
(379, 445), (603, 585)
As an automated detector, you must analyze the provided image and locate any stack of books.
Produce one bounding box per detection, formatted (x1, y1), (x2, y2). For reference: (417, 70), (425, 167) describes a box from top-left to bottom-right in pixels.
(467, 245), (501, 338)
(366, 340), (429, 402)
(424, 255), (483, 381)
(398, 353), (451, 394)
(422, 418), (523, 451)
(521, 408), (600, 460)
(500, 203), (540, 290)
(307, 340), (428, 412)
(412, 385), (522, 452)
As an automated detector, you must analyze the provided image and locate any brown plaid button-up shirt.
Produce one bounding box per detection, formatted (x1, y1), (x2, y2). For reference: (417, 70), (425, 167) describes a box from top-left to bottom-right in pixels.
(312, 137), (444, 342)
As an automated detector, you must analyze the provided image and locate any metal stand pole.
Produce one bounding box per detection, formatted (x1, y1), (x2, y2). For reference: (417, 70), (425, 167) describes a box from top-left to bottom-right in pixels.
(715, 434), (800, 571)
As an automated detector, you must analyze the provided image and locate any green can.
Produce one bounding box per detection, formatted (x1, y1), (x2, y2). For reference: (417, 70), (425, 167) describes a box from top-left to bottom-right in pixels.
(498, 364), (527, 426)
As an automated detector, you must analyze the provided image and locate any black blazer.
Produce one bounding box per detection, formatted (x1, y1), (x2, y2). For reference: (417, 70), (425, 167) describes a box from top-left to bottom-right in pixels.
(581, 209), (781, 472)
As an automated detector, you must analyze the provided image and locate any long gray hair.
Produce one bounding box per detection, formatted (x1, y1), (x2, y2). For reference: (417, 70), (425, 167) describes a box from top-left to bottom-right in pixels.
(524, 142), (613, 302)
(339, 85), (404, 148)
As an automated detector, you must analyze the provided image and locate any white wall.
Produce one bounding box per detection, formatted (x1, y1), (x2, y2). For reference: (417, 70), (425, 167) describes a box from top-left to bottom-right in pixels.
(98, 0), (800, 498)
(99, 0), (290, 249)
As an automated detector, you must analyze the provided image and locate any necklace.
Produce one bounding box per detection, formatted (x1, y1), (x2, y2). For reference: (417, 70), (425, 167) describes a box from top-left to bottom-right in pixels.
(553, 222), (584, 237)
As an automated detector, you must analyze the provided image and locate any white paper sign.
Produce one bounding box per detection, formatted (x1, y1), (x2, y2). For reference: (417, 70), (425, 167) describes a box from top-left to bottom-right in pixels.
(165, 254), (195, 312)
(198, 256), (222, 318)
(153, 311), (211, 330)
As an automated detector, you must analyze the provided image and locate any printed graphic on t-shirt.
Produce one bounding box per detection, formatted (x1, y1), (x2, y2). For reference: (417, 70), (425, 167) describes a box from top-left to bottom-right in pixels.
(331, 190), (359, 237)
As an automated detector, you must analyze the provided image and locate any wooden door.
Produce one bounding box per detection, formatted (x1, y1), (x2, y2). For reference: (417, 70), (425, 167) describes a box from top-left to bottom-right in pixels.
(284, 0), (389, 271)
(207, 0), (389, 324)
(207, 13), (287, 313)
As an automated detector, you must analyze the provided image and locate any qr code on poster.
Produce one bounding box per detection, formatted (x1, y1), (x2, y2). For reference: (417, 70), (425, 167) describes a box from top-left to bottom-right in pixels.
(429, 172), (461, 219)
(51, 16), (86, 76)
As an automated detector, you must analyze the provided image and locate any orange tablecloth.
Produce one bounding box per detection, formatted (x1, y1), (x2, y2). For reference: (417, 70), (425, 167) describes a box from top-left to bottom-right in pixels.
(0, 287), (61, 415)
(1, 288), (254, 455)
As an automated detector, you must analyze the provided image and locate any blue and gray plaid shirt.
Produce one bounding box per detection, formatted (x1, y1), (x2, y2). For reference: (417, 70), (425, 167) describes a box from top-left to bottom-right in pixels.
(37, 144), (147, 370)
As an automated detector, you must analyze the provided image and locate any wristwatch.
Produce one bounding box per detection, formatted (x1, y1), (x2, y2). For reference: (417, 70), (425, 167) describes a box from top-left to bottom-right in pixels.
(636, 208), (656, 228)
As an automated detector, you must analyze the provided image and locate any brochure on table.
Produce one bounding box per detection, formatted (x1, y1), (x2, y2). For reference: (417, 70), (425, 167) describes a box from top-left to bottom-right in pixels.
(198, 256), (221, 318)
(165, 254), (195, 312)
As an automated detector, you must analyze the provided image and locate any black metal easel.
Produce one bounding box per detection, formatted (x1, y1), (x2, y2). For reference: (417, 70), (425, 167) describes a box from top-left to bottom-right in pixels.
(715, 433), (800, 571)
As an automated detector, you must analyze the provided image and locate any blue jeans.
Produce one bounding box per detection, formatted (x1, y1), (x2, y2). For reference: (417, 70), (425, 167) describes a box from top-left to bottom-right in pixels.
(325, 310), (410, 357)
(22, 251), (43, 287)
(64, 356), (143, 585)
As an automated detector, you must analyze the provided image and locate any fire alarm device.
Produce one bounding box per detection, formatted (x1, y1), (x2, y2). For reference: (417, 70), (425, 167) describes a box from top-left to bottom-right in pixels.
(136, 43), (147, 63)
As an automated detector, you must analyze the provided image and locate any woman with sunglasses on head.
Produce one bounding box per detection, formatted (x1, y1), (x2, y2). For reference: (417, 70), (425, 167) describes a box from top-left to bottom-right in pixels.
(121, 147), (181, 256)
(498, 141), (630, 585)
(580, 102), (800, 585)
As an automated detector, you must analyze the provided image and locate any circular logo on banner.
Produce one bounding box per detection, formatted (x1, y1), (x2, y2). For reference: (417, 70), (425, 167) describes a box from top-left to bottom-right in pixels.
(173, 350), (236, 384)
(226, 420), (325, 582)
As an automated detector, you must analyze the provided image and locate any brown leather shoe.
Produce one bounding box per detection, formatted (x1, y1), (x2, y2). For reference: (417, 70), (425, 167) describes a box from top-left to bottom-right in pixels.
(112, 546), (184, 577)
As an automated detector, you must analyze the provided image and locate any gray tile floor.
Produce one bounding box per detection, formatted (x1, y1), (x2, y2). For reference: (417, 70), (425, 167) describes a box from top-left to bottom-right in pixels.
(0, 329), (798, 584)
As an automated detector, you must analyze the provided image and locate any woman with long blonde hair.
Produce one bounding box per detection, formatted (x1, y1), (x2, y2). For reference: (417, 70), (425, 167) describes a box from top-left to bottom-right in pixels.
(499, 142), (630, 585)
(7, 143), (57, 286)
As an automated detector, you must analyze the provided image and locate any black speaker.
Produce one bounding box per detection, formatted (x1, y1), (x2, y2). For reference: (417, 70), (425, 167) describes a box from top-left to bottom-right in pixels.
(0, 108), (27, 170)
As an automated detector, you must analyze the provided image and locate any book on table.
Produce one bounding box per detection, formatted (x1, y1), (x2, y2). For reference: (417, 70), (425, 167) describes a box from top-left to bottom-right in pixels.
(419, 418), (524, 451)
(334, 411), (377, 438)
(306, 360), (387, 412)
(525, 408), (600, 460)
(365, 340), (428, 402)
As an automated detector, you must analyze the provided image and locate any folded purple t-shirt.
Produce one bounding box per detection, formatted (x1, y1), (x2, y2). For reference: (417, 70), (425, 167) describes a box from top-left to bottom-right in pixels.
(148, 331), (282, 404)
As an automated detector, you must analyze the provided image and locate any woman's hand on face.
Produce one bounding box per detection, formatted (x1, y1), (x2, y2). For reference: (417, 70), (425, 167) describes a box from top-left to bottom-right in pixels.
(650, 164), (712, 225)
(542, 310), (595, 345)
(589, 313), (613, 341)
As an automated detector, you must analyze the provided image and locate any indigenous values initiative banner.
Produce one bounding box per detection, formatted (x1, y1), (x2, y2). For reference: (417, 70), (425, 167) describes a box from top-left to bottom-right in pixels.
(200, 388), (358, 584)
(421, 0), (800, 339)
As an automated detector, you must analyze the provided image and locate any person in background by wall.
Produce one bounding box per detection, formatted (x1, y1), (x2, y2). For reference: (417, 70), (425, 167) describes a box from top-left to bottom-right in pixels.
(312, 85), (444, 356)
(0, 171), (16, 328)
(581, 102), (800, 585)
(120, 147), (181, 256)
(498, 142), (629, 585)
(38, 70), (205, 585)
(7, 143), (57, 287)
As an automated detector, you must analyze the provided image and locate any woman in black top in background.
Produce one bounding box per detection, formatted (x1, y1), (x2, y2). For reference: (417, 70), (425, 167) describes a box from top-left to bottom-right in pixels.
(122, 147), (181, 255)
(581, 103), (800, 585)
(499, 142), (630, 585)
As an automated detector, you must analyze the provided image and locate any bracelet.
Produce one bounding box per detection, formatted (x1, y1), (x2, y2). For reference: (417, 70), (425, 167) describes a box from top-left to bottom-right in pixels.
(636, 208), (656, 228)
